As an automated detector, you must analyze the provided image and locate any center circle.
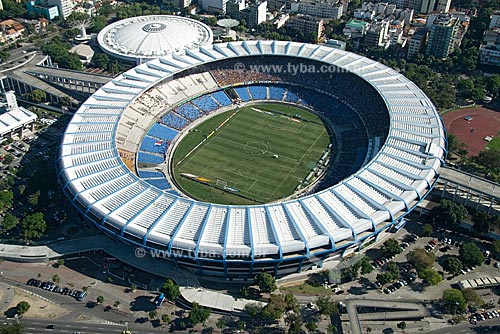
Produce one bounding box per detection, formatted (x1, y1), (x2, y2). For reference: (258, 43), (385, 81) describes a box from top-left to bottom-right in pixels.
(244, 141), (269, 155)
(142, 22), (167, 33)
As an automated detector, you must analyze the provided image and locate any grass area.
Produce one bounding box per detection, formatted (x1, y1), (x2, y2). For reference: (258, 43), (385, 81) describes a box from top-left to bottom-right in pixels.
(486, 134), (500, 150)
(172, 103), (330, 205)
(281, 283), (333, 296)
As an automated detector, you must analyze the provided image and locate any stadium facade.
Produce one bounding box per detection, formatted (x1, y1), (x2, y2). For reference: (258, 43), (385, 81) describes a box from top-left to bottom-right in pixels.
(58, 41), (446, 279)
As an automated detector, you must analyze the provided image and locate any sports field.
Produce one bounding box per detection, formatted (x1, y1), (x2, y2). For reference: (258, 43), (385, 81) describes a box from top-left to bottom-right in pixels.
(172, 103), (331, 205)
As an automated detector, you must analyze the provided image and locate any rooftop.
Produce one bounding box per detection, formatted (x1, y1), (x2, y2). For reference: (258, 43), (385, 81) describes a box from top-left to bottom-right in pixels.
(97, 15), (213, 62)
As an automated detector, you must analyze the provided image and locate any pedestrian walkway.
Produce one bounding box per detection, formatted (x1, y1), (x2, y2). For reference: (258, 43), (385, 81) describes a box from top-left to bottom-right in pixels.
(0, 238), (261, 313)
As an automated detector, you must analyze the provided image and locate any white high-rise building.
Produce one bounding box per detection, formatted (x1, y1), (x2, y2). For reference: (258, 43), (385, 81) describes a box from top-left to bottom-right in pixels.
(420, 0), (436, 14)
(4, 91), (17, 110)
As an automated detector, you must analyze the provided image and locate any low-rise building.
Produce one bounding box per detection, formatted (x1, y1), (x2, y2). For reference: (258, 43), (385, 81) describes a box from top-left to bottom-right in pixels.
(343, 19), (370, 39)
(0, 19), (25, 42)
(0, 91), (37, 141)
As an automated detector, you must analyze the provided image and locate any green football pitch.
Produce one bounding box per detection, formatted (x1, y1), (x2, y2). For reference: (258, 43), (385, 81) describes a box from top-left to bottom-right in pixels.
(171, 103), (331, 205)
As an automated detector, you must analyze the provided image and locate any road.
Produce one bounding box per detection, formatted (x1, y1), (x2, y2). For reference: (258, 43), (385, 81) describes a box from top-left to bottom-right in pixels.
(424, 318), (500, 334)
(2, 317), (174, 334)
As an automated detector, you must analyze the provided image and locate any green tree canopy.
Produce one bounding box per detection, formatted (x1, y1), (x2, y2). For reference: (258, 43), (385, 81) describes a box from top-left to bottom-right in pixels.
(159, 279), (180, 301)
(188, 302), (211, 325)
(1, 213), (18, 233)
(255, 272), (276, 293)
(16, 301), (30, 315)
(472, 211), (499, 236)
(21, 212), (46, 242)
(0, 322), (23, 334)
(422, 224), (433, 237)
(443, 256), (463, 276)
(407, 248), (436, 270)
(316, 296), (339, 316)
(381, 238), (402, 257)
(459, 242), (484, 267)
(431, 199), (467, 228)
(442, 288), (467, 313)
(418, 268), (443, 286)
(461, 288), (483, 307)
(0, 190), (13, 212)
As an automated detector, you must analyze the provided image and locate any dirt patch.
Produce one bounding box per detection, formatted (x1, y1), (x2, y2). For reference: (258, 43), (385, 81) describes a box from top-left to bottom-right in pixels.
(8, 288), (68, 319)
(442, 106), (500, 156)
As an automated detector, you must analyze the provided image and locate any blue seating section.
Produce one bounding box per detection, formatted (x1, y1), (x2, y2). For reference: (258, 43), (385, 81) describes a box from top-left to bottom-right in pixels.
(140, 135), (167, 154)
(191, 95), (220, 112)
(138, 170), (164, 179)
(175, 103), (202, 120)
(145, 178), (171, 190)
(161, 113), (189, 130)
(248, 86), (267, 100)
(284, 90), (300, 103)
(138, 152), (164, 164)
(269, 86), (286, 101)
(211, 91), (232, 106)
(148, 123), (179, 141)
(235, 87), (250, 101)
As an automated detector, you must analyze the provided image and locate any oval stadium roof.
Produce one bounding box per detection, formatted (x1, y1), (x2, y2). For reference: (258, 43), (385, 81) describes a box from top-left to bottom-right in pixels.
(58, 41), (446, 275)
(97, 15), (213, 63)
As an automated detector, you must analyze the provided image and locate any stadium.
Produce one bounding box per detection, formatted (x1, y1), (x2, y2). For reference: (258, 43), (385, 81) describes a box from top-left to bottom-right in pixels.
(58, 41), (446, 278)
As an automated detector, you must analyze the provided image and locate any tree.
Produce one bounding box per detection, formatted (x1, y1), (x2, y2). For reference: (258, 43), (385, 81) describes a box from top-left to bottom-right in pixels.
(93, 53), (109, 69)
(30, 89), (46, 103)
(215, 318), (226, 332)
(376, 272), (394, 285)
(327, 324), (338, 334)
(21, 213), (46, 242)
(316, 296), (338, 316)
(57, 259), (65, 267)
(0, 190), (13, 212)
(2, 155), (13, 165)
(407, 248), (436, 270)
(262, 294), (293, 320)
(161, 314), (170, 324)
(148, 310), (158, 320)
(459, 242), (484, 267)
(381, 238), (402, 257)
(1, 213), (18, 233)
(52, 274), (60, 283)
(0, 323), (23, 334)
(305, 321), (318, 333)
(254, 272), (276, 293)
(447, 134), (467, 156)
(386, 262), (400, 280)
(28, 190), (41, 207)
(397, 321), (407, 331)
(492, 240), (500, 256)
(188, 302), (211, 326)
(443, 257), (463, 276)
(431, 199), (467, 228)
(96, 295), (104, 304)
(472, 212), (498, 236)
(461, 288), (483, 307)
(286, 312), (303, 334)
(113, 300), (120, 308)
(474, 149), (500, 169)
(130, 282), (137, 292)
(422, 224), (433, 237)
(442, 288), (467, 314)
(159, 279), (180, 301)
(16, 301), (30, 315)
(418, 268), (442, 286)
(360, 256), (373, 274)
